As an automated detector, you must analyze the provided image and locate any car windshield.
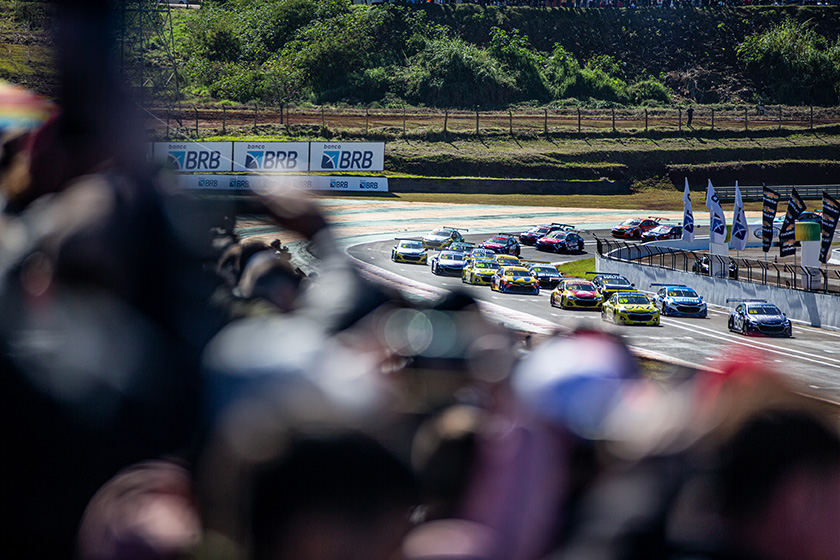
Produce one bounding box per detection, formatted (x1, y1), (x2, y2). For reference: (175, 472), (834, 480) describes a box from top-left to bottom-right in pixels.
(748, 305), (781, 315)
(603, 277), (631, 286)
(617, 295), (649, 305)
(488, 237), (508, 244)
(545, 232), (566, 239)
(620, 219), (642, 226)
(569, 283), (594, 291)
(399, 241), (422, 249)
(430, 229), (452, 236)
(505, 268), (531, 278)
(667, 288), (697, 297)
(440, 252), (462, 260)
(531, 226), (549, 233)
(475, 261), (499, 269)
(531, 266), (556, 274)
(649, 226), (670, 234)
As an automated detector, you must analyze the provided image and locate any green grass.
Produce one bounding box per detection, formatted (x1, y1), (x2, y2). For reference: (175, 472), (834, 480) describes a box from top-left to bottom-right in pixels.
(555, 257), (596, 278)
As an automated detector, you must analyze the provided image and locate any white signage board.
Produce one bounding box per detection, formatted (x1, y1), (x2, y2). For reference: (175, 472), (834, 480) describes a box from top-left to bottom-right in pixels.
(177, 174), (388, 193)
(232, 142), (310, 172)
(309, 142), (385, 172)
(153, 142), (233, 172)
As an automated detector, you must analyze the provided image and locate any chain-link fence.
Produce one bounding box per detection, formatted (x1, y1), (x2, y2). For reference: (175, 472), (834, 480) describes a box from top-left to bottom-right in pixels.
(594, 237), (840, 295)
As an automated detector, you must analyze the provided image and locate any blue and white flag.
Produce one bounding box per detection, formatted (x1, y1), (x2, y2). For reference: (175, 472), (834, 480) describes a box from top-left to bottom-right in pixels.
(730, 181), (748, 251)
(681, 178), (695, 242)
(706, 179), (727, 245)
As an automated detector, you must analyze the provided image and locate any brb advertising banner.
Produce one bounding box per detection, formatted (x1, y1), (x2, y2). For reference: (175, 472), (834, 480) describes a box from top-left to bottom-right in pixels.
(779, 187), (806, 258)
(153, 142), (233, 172)
(232, 142), (309, 172)
(309, 142), (385, 172)
(176, 174), (388, 193)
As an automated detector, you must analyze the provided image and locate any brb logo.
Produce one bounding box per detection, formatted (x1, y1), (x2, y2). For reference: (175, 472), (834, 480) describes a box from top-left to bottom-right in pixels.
(245, 149), (299, 170)
(167, 148), (223, 171)
(683, 209), (694, 234)
(320, 146), (374, 170)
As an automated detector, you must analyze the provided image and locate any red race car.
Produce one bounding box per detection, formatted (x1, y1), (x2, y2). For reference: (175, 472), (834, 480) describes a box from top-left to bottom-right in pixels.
(611, 217), (665, 239)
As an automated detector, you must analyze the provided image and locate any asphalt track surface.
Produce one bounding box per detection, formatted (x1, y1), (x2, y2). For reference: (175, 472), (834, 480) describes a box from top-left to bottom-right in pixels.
(239, 198), (840, 404)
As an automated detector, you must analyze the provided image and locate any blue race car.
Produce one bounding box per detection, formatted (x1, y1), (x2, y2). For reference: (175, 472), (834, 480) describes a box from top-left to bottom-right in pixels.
(430, 250), (467, 276)
(651, 284), (707, 318)
(727, 299), (792, 337)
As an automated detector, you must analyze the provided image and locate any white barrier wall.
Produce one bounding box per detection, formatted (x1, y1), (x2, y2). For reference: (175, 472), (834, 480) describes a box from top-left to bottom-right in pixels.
(176, 174), (388, 193)
(596, 254), (840, 328)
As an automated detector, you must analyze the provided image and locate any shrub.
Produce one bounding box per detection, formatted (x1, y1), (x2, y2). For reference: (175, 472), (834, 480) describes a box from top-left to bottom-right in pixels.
(628, 79), (671, 105)
(737, 18), (840, 106)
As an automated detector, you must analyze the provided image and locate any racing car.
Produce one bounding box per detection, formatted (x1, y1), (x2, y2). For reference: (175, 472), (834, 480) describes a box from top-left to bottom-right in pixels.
(422, 227), (466, 250)
(461, 258), (501, 285)
(430, 250), (467, 276)
(727, 299), (792, 337)
(464, 247), (496, 265)
(651, 284), (707, 317)
(391, 238), (428, 264)
(601, 292), (660, 326)
(518, 223), (573, 246)
(641, 224), (683, 242)
(479, 234), (521, 256)
(611, 217), (664, 239)
(527, 263), (563, 288)
(550, 278), (603, 309)
(449, 241), (476, 253)
(490, 266), (540, 295)
(589, 273), (637, 298)
(535, 230), (585, 253)
(494, 254), (521, 268)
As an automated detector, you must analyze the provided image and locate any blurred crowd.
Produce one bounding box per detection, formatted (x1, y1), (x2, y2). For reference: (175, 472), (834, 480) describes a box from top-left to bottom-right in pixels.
(2, 2), (838, 560)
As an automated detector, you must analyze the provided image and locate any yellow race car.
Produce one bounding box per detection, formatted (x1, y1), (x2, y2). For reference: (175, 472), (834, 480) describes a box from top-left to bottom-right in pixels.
(550, 278), (603, 310)
(462, 258), (501, 285)
(490, 266), (540, 295)
(494, 254), (521, 268)
(601, 291), (660, 326)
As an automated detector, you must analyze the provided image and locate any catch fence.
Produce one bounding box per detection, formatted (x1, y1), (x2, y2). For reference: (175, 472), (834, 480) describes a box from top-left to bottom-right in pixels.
(594, 237), (840, 295)
(147, 104), (840, 139)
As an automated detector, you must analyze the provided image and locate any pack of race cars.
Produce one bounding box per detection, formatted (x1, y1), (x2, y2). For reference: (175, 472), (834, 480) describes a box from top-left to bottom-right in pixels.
(389, 224), (793, 337)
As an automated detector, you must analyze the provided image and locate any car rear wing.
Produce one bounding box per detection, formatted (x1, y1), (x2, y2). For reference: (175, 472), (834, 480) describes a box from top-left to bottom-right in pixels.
(650, 283), (691, 288)
(726, 298), (767, 303)
(395, 237), (424, 242)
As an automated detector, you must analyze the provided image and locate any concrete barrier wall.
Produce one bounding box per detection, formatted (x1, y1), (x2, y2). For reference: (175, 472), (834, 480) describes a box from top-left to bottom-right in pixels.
(596, 255), (840, 328)
(388, 177), (631, 195)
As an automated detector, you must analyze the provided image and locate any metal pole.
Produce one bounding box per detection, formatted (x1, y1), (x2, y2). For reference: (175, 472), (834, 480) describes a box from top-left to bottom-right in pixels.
(321, 106), (325, 128)
(810, 106), (814, 130)
(403, 106), (406, 136)
(444, 109), (448, 133)
(366, 108), (369, 135)
(611, 108), (615, 133)
(577, 108), (581, 133)
(194, 106), (198, 136)
(778, 105), (782, 130)
(711, 108), (714, 131)
(645, 108), (648, 132)
(254, 103), (258, 131)
(509, 111), (513, 136)
(222, 105), (226, 134)
(475, 107), (479, 135)
(678, 107), (682, 132)
(544, 108), (548, 135)
(744, 106), (748, 131)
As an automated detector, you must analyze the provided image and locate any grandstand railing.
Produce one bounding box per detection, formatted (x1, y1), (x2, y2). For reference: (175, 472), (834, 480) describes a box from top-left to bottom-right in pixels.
(594, 237), (840, 295)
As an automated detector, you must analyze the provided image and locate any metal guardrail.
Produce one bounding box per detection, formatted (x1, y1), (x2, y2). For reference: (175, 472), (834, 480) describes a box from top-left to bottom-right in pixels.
(594, 237), (840, 295)
(712, 184), (840, 203)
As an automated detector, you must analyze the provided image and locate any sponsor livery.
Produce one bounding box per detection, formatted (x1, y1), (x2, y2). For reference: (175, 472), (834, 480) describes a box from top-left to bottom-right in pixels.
(550, 279), (603, 310)
(311, 142), (385, 171)
(651, 284), (707, 318)
(601, 292), (660, 326)
(727, 300), (792, 337)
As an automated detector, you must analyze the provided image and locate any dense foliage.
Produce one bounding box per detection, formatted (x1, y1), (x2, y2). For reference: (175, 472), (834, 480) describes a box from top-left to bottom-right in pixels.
(738, 18), (840, 106)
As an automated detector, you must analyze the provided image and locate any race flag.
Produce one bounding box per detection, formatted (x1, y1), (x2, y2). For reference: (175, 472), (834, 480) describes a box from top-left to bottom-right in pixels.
(820, 192), (840, 264)
(681, 178), (695, 242)
(779, 187), (806, 258)
(705, 179), (727, 245)
(761, 184), (780, 253)
(730, 181), (748, 251)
